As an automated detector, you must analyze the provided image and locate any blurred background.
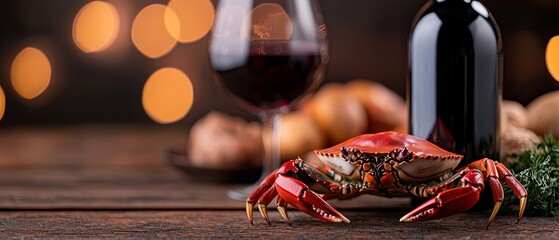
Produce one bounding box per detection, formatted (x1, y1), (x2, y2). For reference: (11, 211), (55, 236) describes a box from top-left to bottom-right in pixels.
(0, 0), (558, 128)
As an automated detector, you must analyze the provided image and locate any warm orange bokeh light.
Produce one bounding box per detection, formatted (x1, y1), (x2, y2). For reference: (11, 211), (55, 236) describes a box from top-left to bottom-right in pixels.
(73, 1), (119, 53)
(132, 4), (180, 59)
(166, 0), (215, 43)
(0, 86), (5, 121)
(546, 35), (559, 81)
(11, 47), (52, 99)
(142, 67), (194, 124)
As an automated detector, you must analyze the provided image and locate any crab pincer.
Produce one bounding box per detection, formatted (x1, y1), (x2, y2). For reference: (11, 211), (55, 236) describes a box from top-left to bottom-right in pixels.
(275, 175), (350, 223)
(246, 160), (349, 225)
(400, 159), (527, 229)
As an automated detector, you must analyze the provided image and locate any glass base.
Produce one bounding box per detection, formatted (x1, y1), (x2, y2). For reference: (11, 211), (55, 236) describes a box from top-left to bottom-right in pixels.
(227, 185), (255, 201)
(227, 171), (270, 201)
(227, 111), (284, 201)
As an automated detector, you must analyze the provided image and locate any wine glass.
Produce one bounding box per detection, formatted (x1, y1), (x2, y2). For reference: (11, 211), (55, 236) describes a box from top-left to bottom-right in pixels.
(209, 0), (328, 200)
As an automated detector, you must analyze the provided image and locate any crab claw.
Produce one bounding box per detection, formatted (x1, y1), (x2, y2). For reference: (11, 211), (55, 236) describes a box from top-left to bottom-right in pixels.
(400, 186), (481, 222)
(275, 174), (350, 223)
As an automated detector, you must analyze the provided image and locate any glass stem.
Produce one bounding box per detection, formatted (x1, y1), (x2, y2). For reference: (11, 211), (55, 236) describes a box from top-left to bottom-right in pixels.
(258, 108), (287, 183)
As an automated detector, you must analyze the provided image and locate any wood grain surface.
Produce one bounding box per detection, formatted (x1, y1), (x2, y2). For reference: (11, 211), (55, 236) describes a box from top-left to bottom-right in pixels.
(0, 125), (557, 238)
(0, 211), (557, 239)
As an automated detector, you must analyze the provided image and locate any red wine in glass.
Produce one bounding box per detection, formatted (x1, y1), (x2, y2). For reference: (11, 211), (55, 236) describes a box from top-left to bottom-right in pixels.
(213, 40), (324, 111)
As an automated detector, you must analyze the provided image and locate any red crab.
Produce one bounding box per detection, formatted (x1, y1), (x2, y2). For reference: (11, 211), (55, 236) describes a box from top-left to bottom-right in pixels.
(246, 132), (527, 228)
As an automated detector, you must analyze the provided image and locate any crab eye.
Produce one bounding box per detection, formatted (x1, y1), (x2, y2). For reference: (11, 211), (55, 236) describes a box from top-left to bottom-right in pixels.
(340, 147), (349, 157)
(401, 148), (409, 158)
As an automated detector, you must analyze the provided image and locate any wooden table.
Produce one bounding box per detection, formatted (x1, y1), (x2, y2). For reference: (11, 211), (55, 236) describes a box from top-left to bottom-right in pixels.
(0, 125), (557, 239)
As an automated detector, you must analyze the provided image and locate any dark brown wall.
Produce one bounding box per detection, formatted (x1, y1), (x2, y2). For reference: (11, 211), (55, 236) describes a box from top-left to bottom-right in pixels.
(1, 0), (558, 126)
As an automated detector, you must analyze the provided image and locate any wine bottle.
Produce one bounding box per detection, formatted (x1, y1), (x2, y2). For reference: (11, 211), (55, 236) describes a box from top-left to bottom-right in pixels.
(408, 0), (502, 167)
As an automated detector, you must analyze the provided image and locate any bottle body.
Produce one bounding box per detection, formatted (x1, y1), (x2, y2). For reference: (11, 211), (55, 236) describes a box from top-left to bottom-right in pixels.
(408, 0), (502, 167)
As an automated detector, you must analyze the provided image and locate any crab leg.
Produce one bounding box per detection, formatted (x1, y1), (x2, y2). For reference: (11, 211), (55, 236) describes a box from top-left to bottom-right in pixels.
(246, 169), (279, 225)
(257, 185), (278, 225)
(276, 196), (292, 226)
(495, 162), (528, 223)
(466, 158), (527, 226)
(465, 158), (504, 228)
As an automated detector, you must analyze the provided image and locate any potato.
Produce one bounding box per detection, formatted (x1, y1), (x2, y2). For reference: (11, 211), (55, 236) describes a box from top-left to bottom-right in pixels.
(345, 79), (407, 133)
(279, 111), (326, 160)
(527, 91), (559, 138)
(501, 100), (528, 128)
(188, 111), (262, 168)
(500, 125), (540, 163)
(304, 83), (368, 144)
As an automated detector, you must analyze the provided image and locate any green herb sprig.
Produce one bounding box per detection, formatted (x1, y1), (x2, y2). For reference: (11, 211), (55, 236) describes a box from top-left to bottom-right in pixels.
(503, 135), (559, 216)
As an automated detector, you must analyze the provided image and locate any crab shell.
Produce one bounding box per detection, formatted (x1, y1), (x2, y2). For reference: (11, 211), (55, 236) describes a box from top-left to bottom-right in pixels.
(314, 131), (463, 183)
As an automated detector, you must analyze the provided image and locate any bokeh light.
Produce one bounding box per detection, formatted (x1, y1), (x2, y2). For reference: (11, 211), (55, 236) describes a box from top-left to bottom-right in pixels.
(73, 1), (119, 53)
(132, 4), (180, 59)
(0, 86), (5, 121)
(546, 35), (559, 81)
(11, 47), (52, 99)
(245, 3), (293, 40)
(142, 67), (194, 124)
(165, 0), (215, 43)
